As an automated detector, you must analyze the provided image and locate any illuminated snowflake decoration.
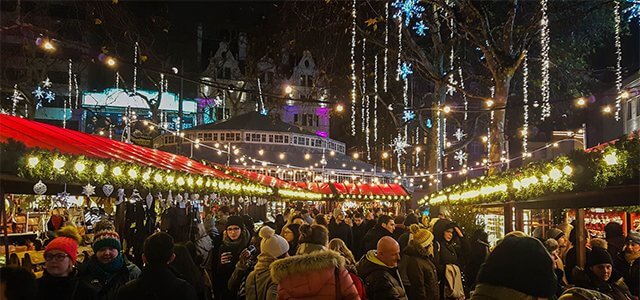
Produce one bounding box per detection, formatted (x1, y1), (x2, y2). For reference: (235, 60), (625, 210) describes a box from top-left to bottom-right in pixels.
(625, 0), (640, 23)
(45, 91), (56, 103)
(399, 62), (413, 80)
(33, 86), (45, 99)
(82, 183), (96, 197)
(402, 109), (416, 122)
(393, 0), (425, 26)
(391, 134), (410, 155)
(454, 150), (468, 166)
(453, 128), (466, 141)
(413, 21), (428, 36)
(260, 108), (268, 116)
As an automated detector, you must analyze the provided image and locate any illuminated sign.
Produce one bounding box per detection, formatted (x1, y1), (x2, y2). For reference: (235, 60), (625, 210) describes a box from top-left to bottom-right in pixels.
(82, 89), (197, 113)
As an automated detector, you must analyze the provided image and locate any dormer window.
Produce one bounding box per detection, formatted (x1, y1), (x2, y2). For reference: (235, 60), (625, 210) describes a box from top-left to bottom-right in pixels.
(219, 67), (232, 79)
(301, 75), (313, 87)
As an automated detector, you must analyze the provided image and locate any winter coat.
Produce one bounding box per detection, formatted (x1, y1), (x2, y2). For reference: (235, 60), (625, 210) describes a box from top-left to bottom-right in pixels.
(37, 270), (98, 300)
(352, 223), (368, 260)
(116, 264), (197, 300)
(296, 243), (326, 255)
(270, 250), (360, 300)
(398, 232), (410, 253)
(565, 246), (591, 284)
(211, 229), (251, 299)
(78, 255), (141, 300)
(244, 254), (278, 300)
(607, 236), (627, 262)
(615, 251), (640, 297)
(470, 283), (543, 300)
(572, 267), (633, 300)
(362, 226), (393, 253)
(467, 239), (490, 290)
(329, 220), (354, 250)
(356, 250), (408, 300)
(399, 242), (439, 300)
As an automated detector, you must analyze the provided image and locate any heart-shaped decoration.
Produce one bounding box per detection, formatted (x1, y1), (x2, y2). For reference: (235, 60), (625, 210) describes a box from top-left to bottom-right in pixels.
(33, 180), (47, 195)
(102, 184), (114, 197)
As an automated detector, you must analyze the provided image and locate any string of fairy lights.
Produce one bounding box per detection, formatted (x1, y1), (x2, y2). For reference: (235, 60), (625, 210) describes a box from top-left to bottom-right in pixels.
(540, 0), (551, 120)
(522, 52), (530, 154)
(614, 0), (623, 121)
(350, 0), (357, 136)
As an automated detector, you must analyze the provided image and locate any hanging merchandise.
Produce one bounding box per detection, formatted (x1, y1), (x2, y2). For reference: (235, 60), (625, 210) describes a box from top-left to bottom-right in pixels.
(82, 183), (96, 197)
(33, 180), (47, 195)
(116, 188), (125, 205)
(102, 184), (114, 197)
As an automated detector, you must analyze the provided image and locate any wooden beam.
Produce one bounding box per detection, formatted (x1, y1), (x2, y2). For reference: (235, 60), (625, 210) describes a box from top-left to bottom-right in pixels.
(515, 207), (524, 232)
(504, 202), (514, 234)
(576, 208), (586, 269)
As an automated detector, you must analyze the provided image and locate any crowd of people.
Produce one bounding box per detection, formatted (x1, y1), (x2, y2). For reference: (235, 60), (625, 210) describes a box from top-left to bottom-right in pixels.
(2, 205), (639, 300)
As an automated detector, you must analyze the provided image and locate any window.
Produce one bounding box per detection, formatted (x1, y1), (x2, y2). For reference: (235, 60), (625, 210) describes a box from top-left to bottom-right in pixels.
(261, 134), (267, 142)
(293, 137), (298, 144)
(212, 133), (218, 141)
(636, 99), (640, 118)
(204, 133), (213, 141)
(301, 75), (313, 87)
(197, 133), (204, 139)
(294, 114), (299, 124)
(269, 135), (274, 143)
(274, 135), (284, 143)
(245, 133), (251, 141)
(284, 136), (289, 144)
(314, 115), (319, 127)
(628, 101), (633, 120)
(235, 133), (241, 140)
(219, 134), (225, 141)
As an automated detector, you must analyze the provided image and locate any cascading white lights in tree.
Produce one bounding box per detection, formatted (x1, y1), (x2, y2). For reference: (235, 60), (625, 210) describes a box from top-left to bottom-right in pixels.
(64, 59), (72, 128)
(351, 0), (357, 136)
(362, 38), (371, 161)
(459, 67), (467, 120)
(116, 72), (120, 90)
(396, 14), (403, 81)
(10, 85), (20, 116)
(133, 42), (139, 94)
(73, 74), (79, 109)
(488, 86), (495, 161)
(540, 0), (551, 120)
(374, 55), (379, 142)
(614, 0), (623, 121)
(384, 2), (389, 93)
(522, 52), (530, 154)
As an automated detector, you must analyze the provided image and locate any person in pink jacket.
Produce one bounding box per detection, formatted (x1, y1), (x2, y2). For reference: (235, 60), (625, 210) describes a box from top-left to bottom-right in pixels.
(270, 249), (360, 299)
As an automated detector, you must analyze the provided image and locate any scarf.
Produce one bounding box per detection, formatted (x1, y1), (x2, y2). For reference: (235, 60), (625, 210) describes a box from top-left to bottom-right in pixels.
(223, 229), (249, 248)
(253, 253), (277, 272)
(625, 250), (640, 264)
(89, 253), (124, 280)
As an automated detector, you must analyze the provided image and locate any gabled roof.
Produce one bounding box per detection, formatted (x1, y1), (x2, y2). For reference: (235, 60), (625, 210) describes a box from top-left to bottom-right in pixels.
(187, 111), (315, 135)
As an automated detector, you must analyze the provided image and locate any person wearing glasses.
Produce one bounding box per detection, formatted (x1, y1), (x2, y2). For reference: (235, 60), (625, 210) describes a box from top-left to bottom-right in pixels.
(37, 226), (97, 300)
(211, 215), (250, 299)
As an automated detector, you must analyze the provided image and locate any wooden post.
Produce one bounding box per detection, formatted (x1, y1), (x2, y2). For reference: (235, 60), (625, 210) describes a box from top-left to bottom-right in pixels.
(576, 208), (586, 269)
(515, 207), (524, 232)
(504, 203), (514, 234)
(1, 189), (8, 263)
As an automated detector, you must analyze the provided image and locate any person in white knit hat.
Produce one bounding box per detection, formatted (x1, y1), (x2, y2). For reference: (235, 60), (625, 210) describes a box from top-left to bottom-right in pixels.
(244, 226), (289, 300)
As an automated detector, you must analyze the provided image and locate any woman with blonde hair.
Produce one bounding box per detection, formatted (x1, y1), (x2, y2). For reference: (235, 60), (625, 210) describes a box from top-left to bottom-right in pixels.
(328, 238), (367, 299)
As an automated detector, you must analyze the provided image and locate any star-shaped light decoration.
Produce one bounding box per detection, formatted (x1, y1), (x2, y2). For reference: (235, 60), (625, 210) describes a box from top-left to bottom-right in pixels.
(82, 183), (96, 197)
(454, 150), (468, 166)
(453, 128), (467, 141)
(391, 134), (410, 155)
(42, 77), (53, 88)
(399, 62), (413, 80)
(625, 0), (640, 23)
(402, 109), (416, 122)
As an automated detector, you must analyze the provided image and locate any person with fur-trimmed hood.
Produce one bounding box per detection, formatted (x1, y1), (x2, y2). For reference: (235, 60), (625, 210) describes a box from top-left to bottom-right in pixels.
(270, 249), (360, 299)
(78, 227), (140, 300)
(614, 231), (640, 297)
(399, 224), (439, 300)
(357, 236), (408, 300)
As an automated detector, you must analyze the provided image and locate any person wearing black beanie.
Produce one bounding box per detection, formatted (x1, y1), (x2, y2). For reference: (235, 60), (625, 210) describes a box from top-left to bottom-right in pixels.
(573, 247), (633, 300)
(471, 235), (558, 299)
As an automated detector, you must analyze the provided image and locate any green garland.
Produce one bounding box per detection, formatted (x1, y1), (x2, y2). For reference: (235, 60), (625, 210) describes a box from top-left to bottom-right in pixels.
(421, 135), (639, 206)
(0, 140), (331, 199)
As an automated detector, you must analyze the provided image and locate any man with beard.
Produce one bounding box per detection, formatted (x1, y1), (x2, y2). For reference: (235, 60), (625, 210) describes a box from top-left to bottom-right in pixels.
(351, 213), (368, 260)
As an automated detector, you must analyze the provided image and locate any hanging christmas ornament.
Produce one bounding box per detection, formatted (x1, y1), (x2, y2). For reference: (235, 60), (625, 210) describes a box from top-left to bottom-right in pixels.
(454, 150), (468, 166)
(102, 184), (114, 197)
(33, 180), (47, 195)
(130, 189), (141, 203)
(146, 192), (153, 208)
(82, 183), (96, 197)
(116, 188), (125, 205)
(453, 128), (466, 142)
(168, 190), (174, 206)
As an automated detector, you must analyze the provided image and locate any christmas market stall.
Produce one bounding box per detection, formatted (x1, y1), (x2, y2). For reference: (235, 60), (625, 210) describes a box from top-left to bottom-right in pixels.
(0, 114), (316, 268)
(420, 133), (639, 268)
(331, 182), (411, 214)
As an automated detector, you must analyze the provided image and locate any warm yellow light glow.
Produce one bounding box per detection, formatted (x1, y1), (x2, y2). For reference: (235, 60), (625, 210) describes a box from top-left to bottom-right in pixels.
(279, 153), (285, 160)
(576, 98), (586, 107)
(112, 166), (122, 176)
(128, 169), (137, 179)
(443, 106), (452, 114)
(53, 158), (65, 170)
(604, 152), (618, 166)
(382, 152), (389, 159)
(28, 157), (39, 168)
(154, 173), (163, 183)
(562, 165), (573, 175)
(602, 106), (612, 114)
(95, 164), (105, 175)
(285, 86), (293, 94)
(258, 149), (264, 156)
(335, 104), (344, 112)
(177, 177), (185, 186)
(74, 162), (86, 173)
(485, 99), (494, 108)
(352, 153), (359, 159)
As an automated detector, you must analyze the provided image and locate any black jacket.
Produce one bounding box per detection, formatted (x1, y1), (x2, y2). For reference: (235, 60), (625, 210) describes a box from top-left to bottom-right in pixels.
(78, 256), (141, 300)
(351, 223), (368, 260)
(210, 229), (250, 300)
(362, 226), (393, 253)
(37, 270), (98, 300)
(615, 251), (640, 297)
(399, 242), (439, 300)
(357, 250), (408, 300)
(116, 265), (197, 300)
(329, 219), (353, 250)
(573, 268), (633, 300)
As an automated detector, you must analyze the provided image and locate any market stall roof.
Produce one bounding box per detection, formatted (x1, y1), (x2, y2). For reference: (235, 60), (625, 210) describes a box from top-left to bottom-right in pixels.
(292, 182), (334, 195)
(0, 114), (232, 179)
(332, 182), (410, 200)
(223, 166), (295, 190)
